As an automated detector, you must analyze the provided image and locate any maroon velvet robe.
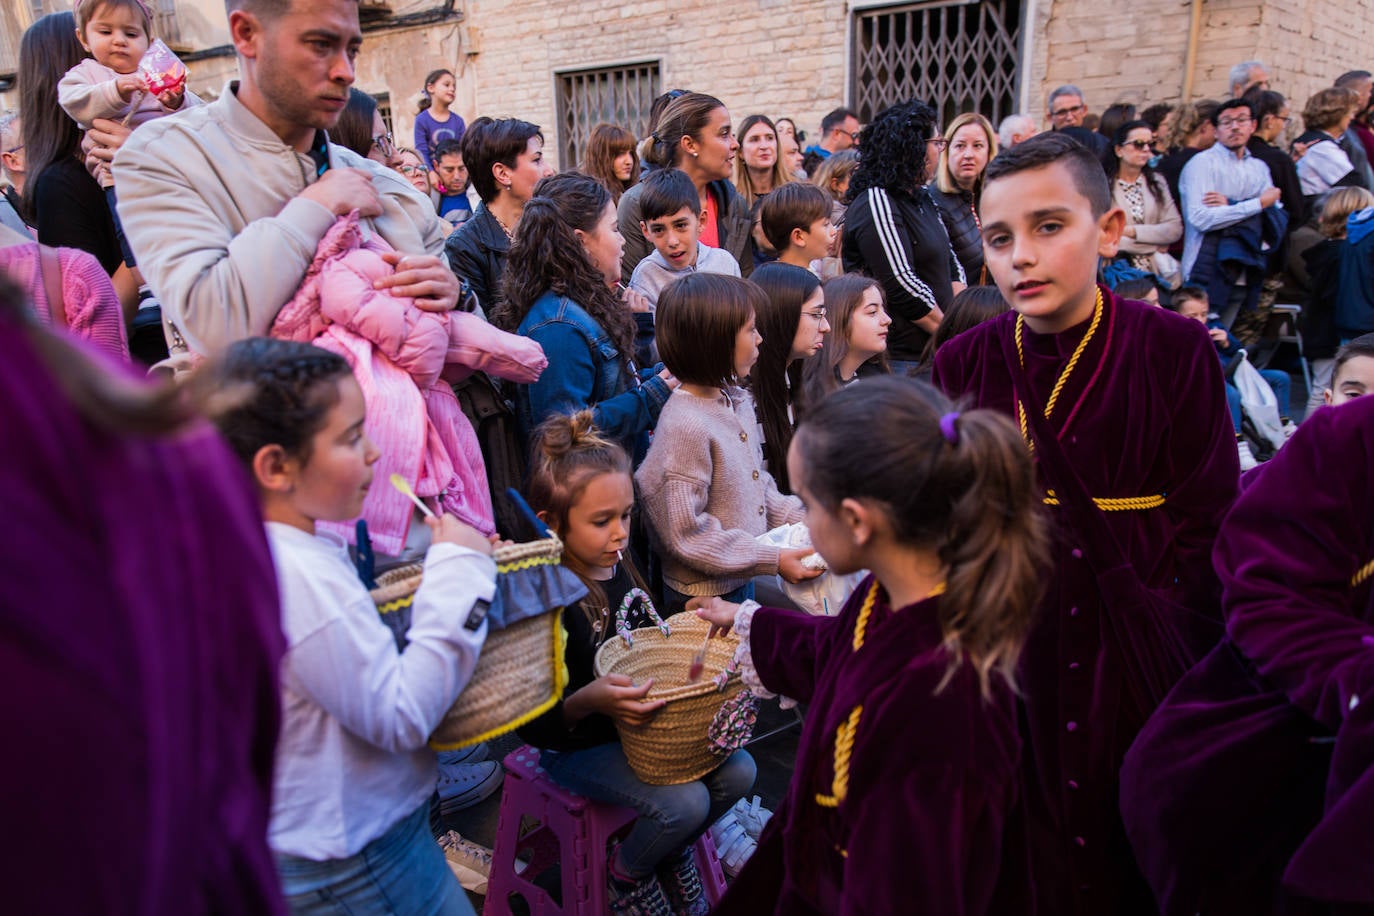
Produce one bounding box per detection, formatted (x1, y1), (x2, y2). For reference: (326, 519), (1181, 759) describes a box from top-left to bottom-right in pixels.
(932, 286), (1239, 915)
(1121, 396), (1374, 914)
(714, 578), (1032, 915)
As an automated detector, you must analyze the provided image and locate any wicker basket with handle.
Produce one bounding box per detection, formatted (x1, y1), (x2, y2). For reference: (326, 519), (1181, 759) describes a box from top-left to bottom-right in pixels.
(594, 610), (744, 785)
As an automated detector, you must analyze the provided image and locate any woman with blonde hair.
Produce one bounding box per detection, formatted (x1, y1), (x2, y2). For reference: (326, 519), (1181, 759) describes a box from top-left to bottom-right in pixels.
(928, 112), (997, 283)
(580, 122), (639, 204)
(733, 114), (793, 208)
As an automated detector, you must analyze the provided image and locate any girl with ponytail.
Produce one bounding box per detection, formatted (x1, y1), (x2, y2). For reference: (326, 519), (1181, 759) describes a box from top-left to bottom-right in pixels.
(693, 375), (1050, 914)
(496, 171), (675, 461)
(518, 411), (755, 915)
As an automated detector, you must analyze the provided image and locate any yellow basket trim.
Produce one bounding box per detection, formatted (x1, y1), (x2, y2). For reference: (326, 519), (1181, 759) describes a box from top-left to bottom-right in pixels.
(426, 611), (571, 751)
(1354, 558), (1374, 589)
(376, 595), (415, 616)
(495, 554), (563, 575)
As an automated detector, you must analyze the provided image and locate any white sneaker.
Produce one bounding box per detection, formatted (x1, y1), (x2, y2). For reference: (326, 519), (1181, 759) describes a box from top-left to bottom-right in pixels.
(437, 830), (492, 894)
(1281, 419), (1299, 440)
(728, 796), (772, 841)
(708, 809), (758, 878)
(1237, 439), (1258, 471)
(436, 759), (503, 814)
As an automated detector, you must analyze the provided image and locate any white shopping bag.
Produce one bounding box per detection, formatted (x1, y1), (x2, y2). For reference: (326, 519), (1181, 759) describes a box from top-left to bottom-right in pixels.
(1232, 349), (1286, 450)
(755, 523), (866, 616)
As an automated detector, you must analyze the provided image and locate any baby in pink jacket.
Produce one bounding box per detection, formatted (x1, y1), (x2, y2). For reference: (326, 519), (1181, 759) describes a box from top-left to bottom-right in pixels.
(272, 211), (547, 556)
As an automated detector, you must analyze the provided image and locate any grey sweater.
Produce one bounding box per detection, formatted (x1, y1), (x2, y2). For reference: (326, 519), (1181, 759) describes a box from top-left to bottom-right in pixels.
(635, 386), (804, 596)
(628, 242), (741, 309)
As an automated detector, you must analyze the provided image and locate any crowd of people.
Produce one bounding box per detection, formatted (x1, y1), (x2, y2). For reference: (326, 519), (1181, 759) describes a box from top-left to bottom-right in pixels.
(6, 0), (1374, 912)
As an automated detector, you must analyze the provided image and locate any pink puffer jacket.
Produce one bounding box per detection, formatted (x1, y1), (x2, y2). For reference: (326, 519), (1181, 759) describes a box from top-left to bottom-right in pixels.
(272, 212), (542, 553)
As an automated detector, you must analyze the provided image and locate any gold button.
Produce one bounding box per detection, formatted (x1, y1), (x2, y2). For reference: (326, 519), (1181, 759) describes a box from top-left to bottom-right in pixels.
(739, 432), (748, 441)
(752, 470), (760, 480)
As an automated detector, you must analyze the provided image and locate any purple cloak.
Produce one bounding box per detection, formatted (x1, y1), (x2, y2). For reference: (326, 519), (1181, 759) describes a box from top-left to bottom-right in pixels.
(713, 578), (1032, 915)
(933, 286), (1239, 914)
(0, 319), (286, 914)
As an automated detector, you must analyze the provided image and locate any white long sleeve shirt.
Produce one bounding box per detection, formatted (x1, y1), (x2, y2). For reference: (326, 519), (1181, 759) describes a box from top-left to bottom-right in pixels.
(1178, 142), (1278, 279)
(265, 522), (495, 860)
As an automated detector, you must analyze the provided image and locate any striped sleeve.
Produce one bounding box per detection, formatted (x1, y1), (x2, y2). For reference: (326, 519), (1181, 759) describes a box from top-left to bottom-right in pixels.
(854, 188), (939, 322)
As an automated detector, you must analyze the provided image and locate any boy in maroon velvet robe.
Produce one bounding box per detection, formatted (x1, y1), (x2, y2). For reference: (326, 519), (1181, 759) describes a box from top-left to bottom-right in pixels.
(933, 132), (1239, 915)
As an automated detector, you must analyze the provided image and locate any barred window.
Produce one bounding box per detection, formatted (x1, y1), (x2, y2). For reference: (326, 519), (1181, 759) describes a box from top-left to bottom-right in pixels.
(851, 0), (1022, 129)
(374, 92), (393, 139)
(555, 61), (661, 170)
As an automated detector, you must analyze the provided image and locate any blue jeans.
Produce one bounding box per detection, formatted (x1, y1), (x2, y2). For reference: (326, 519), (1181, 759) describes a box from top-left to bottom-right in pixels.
(275, 803), (474, 916)
(540, 743), (756, 879)
(662, 581), (754, 617)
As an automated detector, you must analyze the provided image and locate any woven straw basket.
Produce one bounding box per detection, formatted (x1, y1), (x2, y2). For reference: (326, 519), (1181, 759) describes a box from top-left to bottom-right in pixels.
(368, 536), (572, 751)
(594, 611), (743, 785)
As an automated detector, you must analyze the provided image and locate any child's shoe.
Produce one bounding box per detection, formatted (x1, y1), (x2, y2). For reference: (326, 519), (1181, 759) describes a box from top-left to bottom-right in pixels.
(656, 846), (709, 916)
(1237, 438), (1258, 471)
(609, 840), (673, 916)
(1281, 417), (1299, 440)
(708, 809), (758, 878)
(729, 795), (772, 840)
(436, 829), (492, 894)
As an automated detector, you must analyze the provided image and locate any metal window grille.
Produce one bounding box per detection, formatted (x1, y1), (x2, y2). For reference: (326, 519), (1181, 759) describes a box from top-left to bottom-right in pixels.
(151, 0), (190, 51)
(375, 92), (394, 139)
(851, 0), (1022, 129)
(555, 61), (660, 169)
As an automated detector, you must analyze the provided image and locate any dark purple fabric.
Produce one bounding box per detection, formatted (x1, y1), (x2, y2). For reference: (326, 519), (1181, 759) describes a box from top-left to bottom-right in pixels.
(0, 318), (286, 914)
(933, 287), (1239, 915)
(1122, 396), (1374, 913)
(713, 578), (1032, 915)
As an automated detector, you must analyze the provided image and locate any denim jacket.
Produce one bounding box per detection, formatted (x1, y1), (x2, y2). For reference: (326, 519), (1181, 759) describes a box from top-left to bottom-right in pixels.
(515, 290), (670, 461)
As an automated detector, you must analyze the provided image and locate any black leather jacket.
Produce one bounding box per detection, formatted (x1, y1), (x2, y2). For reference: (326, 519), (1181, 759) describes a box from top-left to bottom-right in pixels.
(444, 203), (509, 313)
(929, 184), (984, 283)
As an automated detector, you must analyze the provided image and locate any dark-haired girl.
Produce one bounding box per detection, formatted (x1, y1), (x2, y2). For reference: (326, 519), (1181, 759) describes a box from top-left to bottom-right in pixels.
(1108, 120), (1182, 276)
(581, 122), (639, 205)
(693, 376), (1049, 914)
(842, 98), (966, 373)
(636, 273), (818, 614)
(618, 92), (754, 278)
(518, 411), (755, 915)
(495, 171), (675, 462)
(801, 274), (891, 406)
(443, 117), (554, 311)
(413, 68), (464, 172)
(203, 337), (497, 916)
(749, 262), (829, 493)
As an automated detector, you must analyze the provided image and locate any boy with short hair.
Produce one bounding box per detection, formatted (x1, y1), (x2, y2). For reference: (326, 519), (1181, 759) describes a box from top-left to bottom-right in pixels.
(759, 182), (836, 273)
(628, 168), (741, 309)
(1325, 332), (1374, 405)
(933, 132), (1238, 916)
(432, 138), (473, 230)
(1173, 284), (1296, 469)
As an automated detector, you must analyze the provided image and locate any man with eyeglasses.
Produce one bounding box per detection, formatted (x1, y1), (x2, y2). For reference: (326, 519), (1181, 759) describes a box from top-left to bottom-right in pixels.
(1047, 84), (1110, 159)
(801, 106), (860, 176)
(0, 111), (28, 232)
(1179, 98), (1284, 327)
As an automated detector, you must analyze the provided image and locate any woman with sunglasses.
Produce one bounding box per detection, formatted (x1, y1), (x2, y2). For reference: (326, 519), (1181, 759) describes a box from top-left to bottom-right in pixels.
(1108, 119), (1182, 277)
(840, 98), (964, 375)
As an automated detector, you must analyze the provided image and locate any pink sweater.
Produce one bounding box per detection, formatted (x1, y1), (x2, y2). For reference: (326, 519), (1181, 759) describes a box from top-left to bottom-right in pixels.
(0, 242), (127, 358)
(272, 213), (543, 553)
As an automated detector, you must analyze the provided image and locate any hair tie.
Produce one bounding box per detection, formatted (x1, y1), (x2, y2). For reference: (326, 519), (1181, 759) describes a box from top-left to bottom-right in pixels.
(939, 411), (960, 445)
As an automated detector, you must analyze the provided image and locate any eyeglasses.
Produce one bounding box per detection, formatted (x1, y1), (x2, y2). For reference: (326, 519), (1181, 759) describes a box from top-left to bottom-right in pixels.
(836, 128), (861, 143)
(1216, 116), (1253, 129)
(3, 144), (21, 154)
(371, 132), (395, 155)
(1120, 139), (1153, 150)
(801, 309), (829, 323)
(397, 164), (424, 175)
(926, 136), (948, 151)
(1051, 103), (1086, 119)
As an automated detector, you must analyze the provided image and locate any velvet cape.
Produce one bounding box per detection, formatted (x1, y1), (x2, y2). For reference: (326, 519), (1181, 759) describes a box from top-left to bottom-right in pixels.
(1121, 395), (1374, 915)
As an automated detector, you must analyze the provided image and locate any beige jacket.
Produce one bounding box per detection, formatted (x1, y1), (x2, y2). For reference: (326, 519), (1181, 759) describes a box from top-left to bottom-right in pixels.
(114, 82), (446, 355)
(635, 386), (804, 596)
(1113, 172), (1184, 255)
